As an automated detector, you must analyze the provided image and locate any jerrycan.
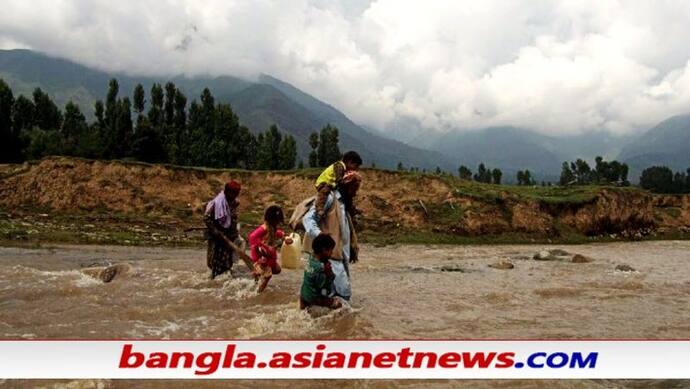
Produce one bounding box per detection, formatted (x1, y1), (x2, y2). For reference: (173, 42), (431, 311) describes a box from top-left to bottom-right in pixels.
(280, 232), (302, 269)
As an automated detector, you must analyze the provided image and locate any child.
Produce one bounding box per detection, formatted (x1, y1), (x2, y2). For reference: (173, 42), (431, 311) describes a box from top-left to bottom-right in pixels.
(248, 205), (293, 292)
(314, 150), (362, 220)
(299, 233), (343, 310)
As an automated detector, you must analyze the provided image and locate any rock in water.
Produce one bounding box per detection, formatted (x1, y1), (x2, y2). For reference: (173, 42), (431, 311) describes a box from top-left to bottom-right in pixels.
(533, 251), (558, 261)
(549, 249), (570, 256)
(615, 264), (636, 272)
(438, 264), (465, 273)
(489, 260), (514, 270)
(571, 254), (593, 263)
(534, 249), (573, 261)
(79, 259), (112, 268)
(82, 263), (131, 283)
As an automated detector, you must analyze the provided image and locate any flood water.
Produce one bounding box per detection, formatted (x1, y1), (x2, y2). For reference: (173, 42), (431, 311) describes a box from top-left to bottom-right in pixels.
(1, 241), (689, 388)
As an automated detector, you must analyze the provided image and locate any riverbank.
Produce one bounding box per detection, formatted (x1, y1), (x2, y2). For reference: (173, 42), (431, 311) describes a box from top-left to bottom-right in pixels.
(1, 157), (689, 247)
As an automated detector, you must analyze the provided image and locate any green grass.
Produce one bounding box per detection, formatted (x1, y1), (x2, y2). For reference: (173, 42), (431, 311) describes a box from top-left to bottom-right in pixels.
(431, 173), (647, 206)
(361, 229), (601, 246)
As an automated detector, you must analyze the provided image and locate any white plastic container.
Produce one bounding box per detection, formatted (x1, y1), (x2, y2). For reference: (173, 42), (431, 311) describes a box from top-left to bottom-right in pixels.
(280, 232), (302, 269)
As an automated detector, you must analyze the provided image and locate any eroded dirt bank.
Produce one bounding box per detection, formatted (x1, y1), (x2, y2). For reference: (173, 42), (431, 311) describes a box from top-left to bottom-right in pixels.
(1, 157), (689, 244)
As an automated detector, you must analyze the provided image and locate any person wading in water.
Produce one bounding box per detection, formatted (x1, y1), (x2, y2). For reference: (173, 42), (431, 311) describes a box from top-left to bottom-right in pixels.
(301, 171), (362, 301)
(204, 180), (241, 279)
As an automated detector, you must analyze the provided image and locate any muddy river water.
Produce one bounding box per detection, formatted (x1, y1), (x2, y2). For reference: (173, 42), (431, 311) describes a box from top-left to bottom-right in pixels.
(0, 241), (688, 388)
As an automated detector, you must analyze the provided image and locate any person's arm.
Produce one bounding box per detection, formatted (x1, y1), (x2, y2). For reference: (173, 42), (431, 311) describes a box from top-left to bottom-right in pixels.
(302, 195), (333, 240)
(276, 228), (293, 245)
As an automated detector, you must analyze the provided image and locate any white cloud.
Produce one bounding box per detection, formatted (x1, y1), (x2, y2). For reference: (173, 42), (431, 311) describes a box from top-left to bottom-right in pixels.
(2, 0), (690, 136)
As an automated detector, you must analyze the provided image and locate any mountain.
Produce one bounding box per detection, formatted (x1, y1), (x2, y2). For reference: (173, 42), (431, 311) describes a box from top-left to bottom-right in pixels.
(0, 49), (452, 170)
(430, 127), (564, 182)
(618, 115), (690, 179)
(427, 126), (633, 182)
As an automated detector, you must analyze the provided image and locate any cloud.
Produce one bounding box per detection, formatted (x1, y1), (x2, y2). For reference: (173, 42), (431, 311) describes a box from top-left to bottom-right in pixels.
(2, 0), (690, 136)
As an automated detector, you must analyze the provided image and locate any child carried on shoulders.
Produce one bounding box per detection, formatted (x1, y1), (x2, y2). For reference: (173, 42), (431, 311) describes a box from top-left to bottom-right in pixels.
(314, 151), (362, 220)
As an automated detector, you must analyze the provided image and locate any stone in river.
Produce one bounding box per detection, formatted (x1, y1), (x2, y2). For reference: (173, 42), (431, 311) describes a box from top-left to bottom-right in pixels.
(489, 260), (514, 270)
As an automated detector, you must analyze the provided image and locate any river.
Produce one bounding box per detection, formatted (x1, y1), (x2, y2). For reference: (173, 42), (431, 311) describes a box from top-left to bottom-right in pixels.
(0, 241), (688, 388)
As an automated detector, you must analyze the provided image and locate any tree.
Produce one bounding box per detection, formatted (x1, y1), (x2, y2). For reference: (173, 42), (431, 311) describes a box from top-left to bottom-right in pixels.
(94, 100), (105, 128)
(397, 162), (404, 171)
(524, 170), (534, 185)
(164, 82), (176, 126)
(317, 124), (341, 166)
(11, 95), (34, 131)
(559, 162), (575, 185)
(61, 101), (88, 156)
(133, 84), (146, 116)
(673, 171), (687, 193)
(517, 170), (535, 186)
(491, 168), (502, 185)
(570, 159), (592, 184)
(235, 125), (257, 169)
(435, 166), (442, 175)
(256, 124), (282, 170)
(32, 88), (62, 130)
(298, 159), (304, 169)
(474, 163), (491, 183)
(640, 166), (674, 193)
(132, 84), (146, 135)
(0, 79), (19, 162)
(21, 127), (62, 160)
(173, 90), (187, 130)
(620, 163), (630, 186)
(116, 97), (134, 158)
(131, 118), (166, 163)
(104, 79), (119, 131)
(458, 165), (472, 180)
(278, 135), (297, 170)
(308, 131), (319, 167)
(206, 103), (240, 168)
(148, 83), (164, 129)
(185, 89), (217, 167)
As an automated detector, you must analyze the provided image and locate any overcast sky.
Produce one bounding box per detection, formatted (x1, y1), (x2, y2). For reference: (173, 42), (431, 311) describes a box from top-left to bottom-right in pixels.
(2, 0), (690, 137)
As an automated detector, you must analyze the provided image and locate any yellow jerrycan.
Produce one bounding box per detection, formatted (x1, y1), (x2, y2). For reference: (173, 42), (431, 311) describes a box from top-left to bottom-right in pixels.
(280, 232), (302, 269)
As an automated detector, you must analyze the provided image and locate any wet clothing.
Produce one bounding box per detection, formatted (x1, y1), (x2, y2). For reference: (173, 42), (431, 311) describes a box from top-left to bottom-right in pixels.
(204, 194), (239, 279)
(302, 190), (358, 300)
(248, 225), (285, 284)
(299, 296), (342, 310)
(315, 161), (346, 219)
(248, 225), (285, 268)
(300, 254), (337, 307)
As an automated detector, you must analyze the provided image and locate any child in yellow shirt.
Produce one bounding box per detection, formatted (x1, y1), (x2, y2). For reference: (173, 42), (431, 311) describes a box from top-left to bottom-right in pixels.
(314, 151), (362, 219)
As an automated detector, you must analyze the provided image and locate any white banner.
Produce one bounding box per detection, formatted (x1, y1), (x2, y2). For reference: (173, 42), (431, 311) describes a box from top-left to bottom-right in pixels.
(0, 340), (688, 379)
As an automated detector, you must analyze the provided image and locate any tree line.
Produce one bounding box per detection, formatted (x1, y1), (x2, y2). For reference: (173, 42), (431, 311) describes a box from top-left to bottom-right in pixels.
(559, 156), (629, 186)
(400, 156), (631, 188)
(0, 78), (343, 170)
(640, 166), (690, 194)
